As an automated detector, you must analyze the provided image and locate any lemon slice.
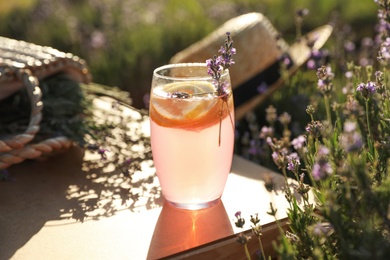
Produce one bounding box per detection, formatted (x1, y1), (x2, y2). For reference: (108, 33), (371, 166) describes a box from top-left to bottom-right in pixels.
(152, 82), (215, 118)
(150, 81), (230, 129)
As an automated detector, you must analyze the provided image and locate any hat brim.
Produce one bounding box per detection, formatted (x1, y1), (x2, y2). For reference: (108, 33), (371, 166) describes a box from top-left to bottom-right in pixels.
(234, 24), (333, 120)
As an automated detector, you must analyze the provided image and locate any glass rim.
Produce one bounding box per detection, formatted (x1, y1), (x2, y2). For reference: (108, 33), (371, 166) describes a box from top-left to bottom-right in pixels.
(153, 62), (229, 81)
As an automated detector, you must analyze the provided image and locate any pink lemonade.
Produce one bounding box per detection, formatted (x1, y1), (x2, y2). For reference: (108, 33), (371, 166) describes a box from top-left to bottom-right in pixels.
(150, 81), (234, 209)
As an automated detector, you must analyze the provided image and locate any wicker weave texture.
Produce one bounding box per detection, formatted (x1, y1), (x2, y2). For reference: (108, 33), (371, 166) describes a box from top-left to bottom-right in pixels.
(0, 37), (90, 169)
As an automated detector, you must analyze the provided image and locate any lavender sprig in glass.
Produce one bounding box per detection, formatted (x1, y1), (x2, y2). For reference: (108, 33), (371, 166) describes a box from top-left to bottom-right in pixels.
(206, 32), (236, 97)
(206, 32), (236, 145)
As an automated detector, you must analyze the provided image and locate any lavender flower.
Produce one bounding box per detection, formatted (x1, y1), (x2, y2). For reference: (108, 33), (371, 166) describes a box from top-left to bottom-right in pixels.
(306, 105), (316, 116)
(98, 147), (109, 160)
(356, 81), (377, 99)
(143, 93), (150, 109)
(248, 140), (262, 156)
(266, 137), (274, 148)
(266, 105), (278, 125)
(306, 49), (329, 70)
(306, 120), (324, 138)
(271, 148), (289, 169)
(362, 37), (374, 48)
(316, 65), (334, 95)
(312, 161), (333, 181)
(206, 32), (236, 95)
(287, 153), (301, 172)
(375, 70), (384, 83)
(236, 233), (252, 245)
(312, 222), (334, 237)
(343, 95), (364, 117)
(378, 37), (390, 63)
(257, 82), (269, 94)
(291, 135), (306, 150)
(259, 126), (274, 139)
(344, 41), (356, 52)
(250, 213), (261, 225)
(344, 121), (357, 132)
(286, 231), (300, 242)
(312, 146), (333, 181)
(318, 145), (330, 157)
(345, 71), (353, 79)
(234, 211), (246, 228)
(307, 59), (316, 70)
(340, 121), (363, 152)
(279, 112), (292, 126)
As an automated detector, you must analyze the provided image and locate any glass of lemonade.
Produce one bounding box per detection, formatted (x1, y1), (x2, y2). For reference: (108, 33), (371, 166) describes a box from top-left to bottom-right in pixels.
(150, 63), (235, 210)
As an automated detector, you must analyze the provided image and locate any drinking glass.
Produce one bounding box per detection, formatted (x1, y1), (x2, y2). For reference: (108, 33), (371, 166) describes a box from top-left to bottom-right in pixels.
(149, 63), (235, 210)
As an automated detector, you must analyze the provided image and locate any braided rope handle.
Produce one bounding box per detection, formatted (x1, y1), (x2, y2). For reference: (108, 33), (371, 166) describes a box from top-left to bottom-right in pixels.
(0, 69), (72, 169)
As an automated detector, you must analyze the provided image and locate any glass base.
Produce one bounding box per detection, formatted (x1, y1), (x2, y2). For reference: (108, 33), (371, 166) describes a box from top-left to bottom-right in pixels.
(167, 198), (221, 210)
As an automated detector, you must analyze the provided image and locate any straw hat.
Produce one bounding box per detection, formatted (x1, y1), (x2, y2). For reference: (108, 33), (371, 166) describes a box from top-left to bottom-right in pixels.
(170, 12), (332, 120)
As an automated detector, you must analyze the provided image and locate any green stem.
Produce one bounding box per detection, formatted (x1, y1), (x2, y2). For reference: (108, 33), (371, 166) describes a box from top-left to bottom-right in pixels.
(244, 244), (251, 260)
(258, 236), (266, 260)
(324, 95), (332, 127)
(335, 107), (342, 133)
(282, 168), (293, 205)
(365, 98), (372, 139)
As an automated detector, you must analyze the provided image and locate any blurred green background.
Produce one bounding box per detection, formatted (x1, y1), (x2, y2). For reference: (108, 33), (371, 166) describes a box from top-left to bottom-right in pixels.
(0, 0), (378, 109)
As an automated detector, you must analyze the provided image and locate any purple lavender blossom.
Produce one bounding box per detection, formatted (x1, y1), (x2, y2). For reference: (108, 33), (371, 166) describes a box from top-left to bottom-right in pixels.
(234, 211), (245, 228)
(257, 82), (269, 94)
(259, 126), (274, 139)
(345, 71), (353, 79)
(312, 146), (333, 180)
(283, 56), (291, 66)
(271, 151), (279, 162)
(317, 79), (326, 89)
(340, 121), (363, 152)
(341, 132), (363, 152)
(306, 49), (329, 70)
(316, 66), (334, 95)
(313, 222), (334, 237)
(248, 140), (260, 155)
(98, 147), (109, 160)
(362, 37), (374, 47)
(206, 32), (236, 95)
(356, 81), (377, 99)
(344, 121), (357, 132)
(291, 135), (306, 150)
(271, 148), (289, 169)
(367, 81), (377, 92)
(306, 121), (324, 138)
(287, 153), (301, 172)
(377, 37), (390, 62)
(375, 70), (384, 81)
(266, 137), (273, 147)
(307, 59), (316, 70)
(344, 41), (356, 52)
(143, 93), (150, 109)
(318, 146), (330, 156)
(312, 161), (333, 181)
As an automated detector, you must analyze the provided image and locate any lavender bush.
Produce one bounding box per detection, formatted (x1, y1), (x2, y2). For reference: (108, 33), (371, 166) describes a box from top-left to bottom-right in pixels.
(235, 1), (390, 259)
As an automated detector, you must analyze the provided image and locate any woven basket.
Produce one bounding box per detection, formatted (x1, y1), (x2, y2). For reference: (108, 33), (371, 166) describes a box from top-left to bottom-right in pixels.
(0, 37), (91, 169)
